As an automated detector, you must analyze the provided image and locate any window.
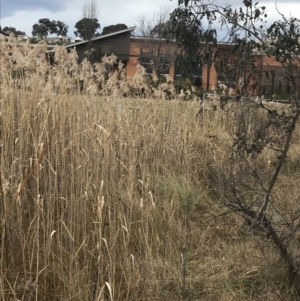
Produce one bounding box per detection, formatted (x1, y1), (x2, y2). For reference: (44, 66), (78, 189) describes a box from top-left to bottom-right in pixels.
(271, 71), (276, 89)
(217, 64), (236, 87)
(278, 76), (283, 91)
(192, 64), (202, 77)
(174, 59), (202, 85)
(157, 55), (171, 76)
(286, 78), (290, 93)
(265, 71), (270, 79)
(140, 53), (171, 77)
(140, 56), (153, 75)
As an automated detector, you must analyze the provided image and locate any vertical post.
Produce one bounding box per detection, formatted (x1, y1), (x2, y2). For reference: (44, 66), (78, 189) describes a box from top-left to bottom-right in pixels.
(206, 43), (211, 91)
(243, 4), (249, 95)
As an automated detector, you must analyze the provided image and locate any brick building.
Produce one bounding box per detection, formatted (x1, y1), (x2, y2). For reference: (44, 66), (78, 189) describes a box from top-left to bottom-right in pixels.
(61, 27), (300, 95)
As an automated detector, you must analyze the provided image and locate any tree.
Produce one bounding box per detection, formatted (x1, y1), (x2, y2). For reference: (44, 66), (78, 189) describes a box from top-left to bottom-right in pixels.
(135, 8), (177, 78)
(74, 17), (100, 40)
(54, 21), (69, 36)
(32, 19), (69, 38)
(169, 6), (217, 83)
(0, 26), (9, 36)
(102, 24), (128, 35)
(32, 23), (48, 38)
(150, 20), (175, 40)
(32, 18), (55, 38)
(172, 0), (300, 291)
(74, 0), (100, 62)
(2, 26), (26, 36)
(74, 0), (100, 44)
(171, 1), (300, 93)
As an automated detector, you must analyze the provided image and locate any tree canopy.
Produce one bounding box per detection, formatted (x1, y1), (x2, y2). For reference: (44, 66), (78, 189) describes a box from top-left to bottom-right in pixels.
(74, 18), (100, 40)
(102, 24), (128, 35)
(0, 26), (9, 36)
(169, 5), (217, 78)
(32, 19), (69, 38)
(150, 20), (174, 40)
(55, 20), (69, 36)
(170, 0), (300, 89)
(2, 26), (26, 36)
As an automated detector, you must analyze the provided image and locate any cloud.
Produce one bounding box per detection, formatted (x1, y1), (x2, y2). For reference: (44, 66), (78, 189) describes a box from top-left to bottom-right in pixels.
(1, 0), (74, 18)
(0, 0), (178, 37)
(0, 0), (299, 38)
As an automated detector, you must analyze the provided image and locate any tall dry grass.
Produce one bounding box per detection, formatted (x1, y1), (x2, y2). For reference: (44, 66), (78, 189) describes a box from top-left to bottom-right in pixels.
(1, 37), (300, 300)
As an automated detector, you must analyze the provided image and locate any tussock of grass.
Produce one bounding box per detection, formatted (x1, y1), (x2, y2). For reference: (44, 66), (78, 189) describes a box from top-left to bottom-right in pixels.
(1, 40), (300, 300)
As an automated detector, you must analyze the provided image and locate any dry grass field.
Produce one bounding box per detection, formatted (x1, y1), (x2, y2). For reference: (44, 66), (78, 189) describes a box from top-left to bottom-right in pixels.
(1, 38), (300, 300)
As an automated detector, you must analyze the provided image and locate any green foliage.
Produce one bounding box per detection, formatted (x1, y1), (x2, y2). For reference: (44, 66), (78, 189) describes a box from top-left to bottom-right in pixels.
(74, 17), (100, 40)
(174, 77), (202, 100)
(151, 172), (212, 211)
(55, 20), (69, 36)
(0, 26), (9, 36)
(102, 24), (128, 35)
(32, 18), (69, 38)
(32, 23), (48, 38)
(171, 0), (300, 91)
(2, 26), (25, 36)
(150, 20), (175, 40)
(169, 6), (217, 78)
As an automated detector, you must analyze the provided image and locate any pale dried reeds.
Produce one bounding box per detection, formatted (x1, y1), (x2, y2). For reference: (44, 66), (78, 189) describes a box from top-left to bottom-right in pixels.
(0, 37), (181, 99)
(1, 38), (300, 301)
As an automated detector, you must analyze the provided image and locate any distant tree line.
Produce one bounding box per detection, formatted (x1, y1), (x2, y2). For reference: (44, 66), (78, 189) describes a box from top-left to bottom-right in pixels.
(3, 19), (130, 41)
(1, 26), (25, 36)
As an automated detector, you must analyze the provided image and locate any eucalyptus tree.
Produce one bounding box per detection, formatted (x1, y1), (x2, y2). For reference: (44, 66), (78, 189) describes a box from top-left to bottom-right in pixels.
(170, 0), (300, 93)
(32, 19), (69, 38)
(74, 17), (100, 40)
(171, 0), (300, 291)
(74, 0), (100, 61)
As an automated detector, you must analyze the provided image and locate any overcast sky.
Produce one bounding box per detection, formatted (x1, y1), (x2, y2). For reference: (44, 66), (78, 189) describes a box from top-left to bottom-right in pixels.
(0, 0), (299, 38)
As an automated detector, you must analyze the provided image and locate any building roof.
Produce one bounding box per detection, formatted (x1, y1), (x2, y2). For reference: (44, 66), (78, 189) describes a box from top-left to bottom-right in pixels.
(131, 36), (238, 50)
(46, 36), (73, 41)
(65, 26), (136, 48)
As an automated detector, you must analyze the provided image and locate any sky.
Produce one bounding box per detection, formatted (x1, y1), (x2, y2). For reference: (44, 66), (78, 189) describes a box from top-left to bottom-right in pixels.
(0, 0), (299, 39)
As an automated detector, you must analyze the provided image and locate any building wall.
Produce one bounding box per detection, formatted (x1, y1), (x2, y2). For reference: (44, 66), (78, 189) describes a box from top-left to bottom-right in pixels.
(260, 55), (300, 95)
(69, 32), (131, 64)
(127, 41), (140, 77)
(66, 35), (239, 91)
(127, 40), (236, 91)
(66, 34), (299, 94)
(127, 39), (176, 80)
